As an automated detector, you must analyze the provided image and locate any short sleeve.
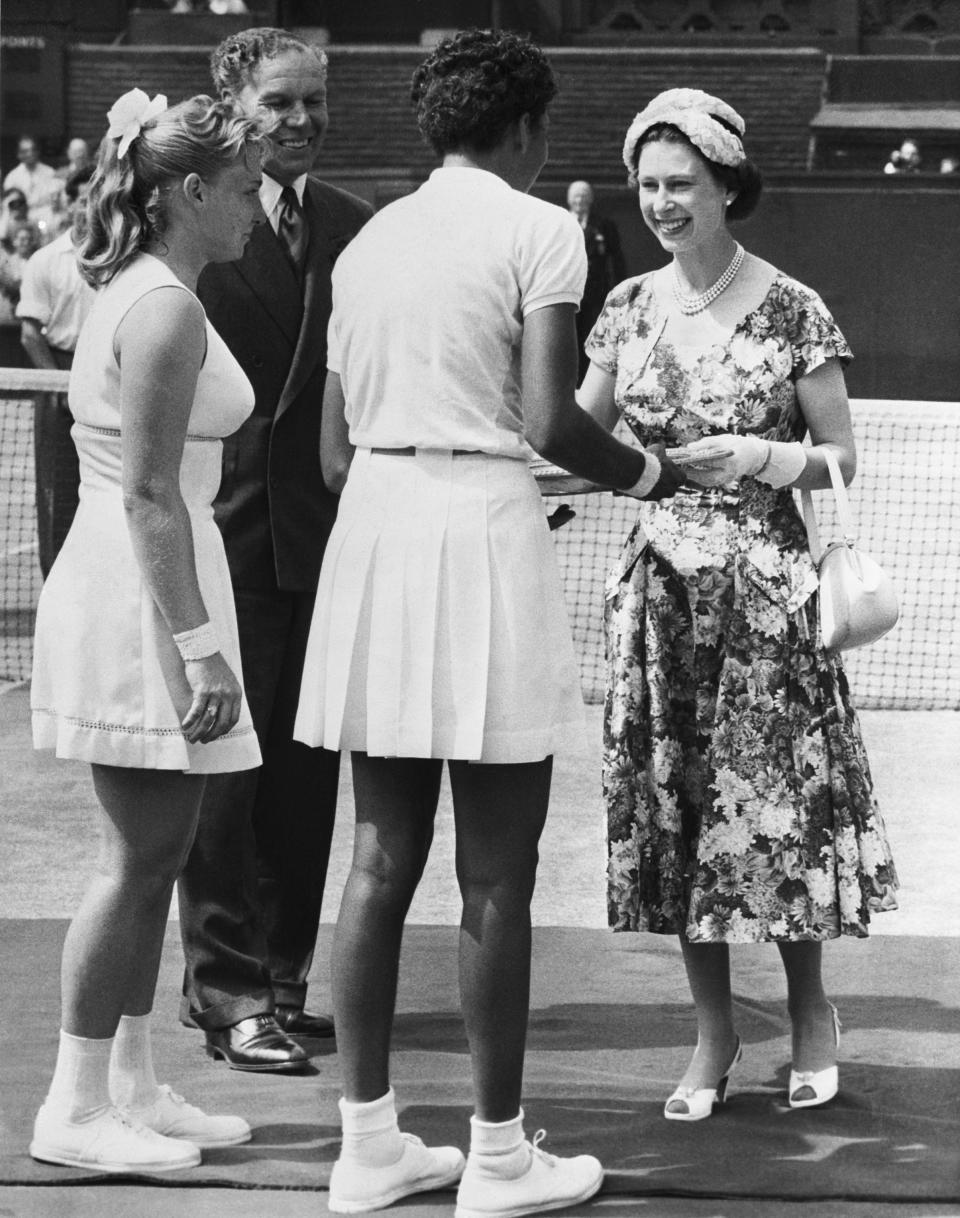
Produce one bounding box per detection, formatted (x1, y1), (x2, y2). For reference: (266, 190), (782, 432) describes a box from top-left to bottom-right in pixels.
(583, 277), (651, 375)
(15, 253), (51, 325)
(775, 280), (853, 380)
(518, 206), (586, 316)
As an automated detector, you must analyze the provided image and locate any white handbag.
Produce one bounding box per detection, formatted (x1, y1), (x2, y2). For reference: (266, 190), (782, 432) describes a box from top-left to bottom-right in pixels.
(800, 448), (900, 653)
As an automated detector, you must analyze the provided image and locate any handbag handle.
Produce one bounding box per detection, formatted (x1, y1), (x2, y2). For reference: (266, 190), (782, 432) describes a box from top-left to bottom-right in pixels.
(800, 447), (856, 564)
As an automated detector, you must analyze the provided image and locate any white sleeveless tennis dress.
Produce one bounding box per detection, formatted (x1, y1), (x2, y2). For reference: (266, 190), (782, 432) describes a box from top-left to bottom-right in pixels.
(31, 254), (262, 773)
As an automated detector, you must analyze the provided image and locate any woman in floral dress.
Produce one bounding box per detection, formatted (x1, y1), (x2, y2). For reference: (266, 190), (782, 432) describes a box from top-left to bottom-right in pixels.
(578, 89), (899, 1121)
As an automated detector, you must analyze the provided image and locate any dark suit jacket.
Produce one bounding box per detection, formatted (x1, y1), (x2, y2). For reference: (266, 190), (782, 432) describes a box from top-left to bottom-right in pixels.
(198, 178), (373, 592)
(581, 215), (627, 321)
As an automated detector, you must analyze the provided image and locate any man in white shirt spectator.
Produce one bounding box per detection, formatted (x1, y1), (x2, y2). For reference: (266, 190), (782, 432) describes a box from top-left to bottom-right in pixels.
(17, 165), (95, 575)
(3, 135), (61, 242)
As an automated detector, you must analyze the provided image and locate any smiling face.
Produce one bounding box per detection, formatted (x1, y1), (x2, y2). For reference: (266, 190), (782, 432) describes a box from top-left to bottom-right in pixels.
(198, 142), (264, 263)
(636, 137), (730, 255)
(228, 48), (328, 186)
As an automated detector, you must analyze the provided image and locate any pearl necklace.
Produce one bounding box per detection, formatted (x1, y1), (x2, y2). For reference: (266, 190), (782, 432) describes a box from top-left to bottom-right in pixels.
(672, 243), (744, 315)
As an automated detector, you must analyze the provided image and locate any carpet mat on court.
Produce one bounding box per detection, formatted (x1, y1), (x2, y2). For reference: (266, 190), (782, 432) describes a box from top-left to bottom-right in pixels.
(1, 922), (957, 1204)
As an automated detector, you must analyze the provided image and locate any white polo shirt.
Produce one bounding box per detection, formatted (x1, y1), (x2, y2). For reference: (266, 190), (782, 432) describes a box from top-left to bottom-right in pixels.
(328, 166), (586, 458)
(16, 229), (95, 352)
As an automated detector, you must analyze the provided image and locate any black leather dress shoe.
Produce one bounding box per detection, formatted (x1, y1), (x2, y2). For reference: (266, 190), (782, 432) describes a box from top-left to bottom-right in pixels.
(204, 1014), (309, 1072)
(274, 1004), (335, 1038)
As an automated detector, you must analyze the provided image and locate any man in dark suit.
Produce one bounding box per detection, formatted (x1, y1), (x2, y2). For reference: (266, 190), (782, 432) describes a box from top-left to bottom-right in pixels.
(177, 27), (373, 1071)
(567, 179), (626, 384)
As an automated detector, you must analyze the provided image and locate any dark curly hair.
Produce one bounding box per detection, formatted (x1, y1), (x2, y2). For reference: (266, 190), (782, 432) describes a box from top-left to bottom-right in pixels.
(210, 26), (327, 96)
(631, 121), (763, 222)
(411, 28), (557, 156)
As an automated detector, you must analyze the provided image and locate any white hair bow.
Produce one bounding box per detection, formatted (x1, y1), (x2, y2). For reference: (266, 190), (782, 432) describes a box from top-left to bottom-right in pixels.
(106, 88), (168, 159)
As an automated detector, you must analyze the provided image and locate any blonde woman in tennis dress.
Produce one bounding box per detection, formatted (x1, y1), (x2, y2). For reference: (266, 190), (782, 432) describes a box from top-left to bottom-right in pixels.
(293, 28), (682, 1218)
(29, 91), (263, 1172)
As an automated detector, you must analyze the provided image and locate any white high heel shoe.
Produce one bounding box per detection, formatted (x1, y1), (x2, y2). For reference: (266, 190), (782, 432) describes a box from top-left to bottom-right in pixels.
(788, 1002), (841, 1109)
(664, 1038), (743, 1122)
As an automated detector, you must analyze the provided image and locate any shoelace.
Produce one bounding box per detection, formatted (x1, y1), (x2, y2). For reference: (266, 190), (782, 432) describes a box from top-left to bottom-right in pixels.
(156, 1085), (188, 1107)
(102, 1107), (153, 1137)
(529, 1129), (557, 1166)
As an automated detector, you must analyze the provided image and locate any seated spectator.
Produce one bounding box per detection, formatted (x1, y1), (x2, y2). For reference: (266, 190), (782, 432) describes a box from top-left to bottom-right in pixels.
(60, 138), (92, 177)
(884, 138), (922, 174)
(0, 223), (41, 321)
(169, 1), (249, 10)
(4, 136), (62, 241)
(939, 155), (959, 174)
(0, 188), (29, 250)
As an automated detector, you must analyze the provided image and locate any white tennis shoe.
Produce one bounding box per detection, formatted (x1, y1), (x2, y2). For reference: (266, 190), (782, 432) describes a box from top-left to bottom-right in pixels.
(328, 1131), (466, 1213)
(455, 1130), (604, 1218)
(30, 1101), (201, 1172)
(120, 1083), (252, 1147)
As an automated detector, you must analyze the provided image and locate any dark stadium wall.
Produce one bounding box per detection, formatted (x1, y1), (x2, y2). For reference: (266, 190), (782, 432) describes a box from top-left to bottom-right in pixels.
(66, 45), (826, 179)
(64, 44), (960, 401)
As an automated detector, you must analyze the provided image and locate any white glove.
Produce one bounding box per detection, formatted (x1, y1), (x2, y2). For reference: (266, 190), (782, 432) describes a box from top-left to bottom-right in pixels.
(682, 434), (806, 489)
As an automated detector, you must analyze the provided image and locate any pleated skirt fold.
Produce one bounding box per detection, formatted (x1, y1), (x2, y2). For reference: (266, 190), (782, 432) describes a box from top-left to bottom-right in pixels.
(294, 448), (585, 763)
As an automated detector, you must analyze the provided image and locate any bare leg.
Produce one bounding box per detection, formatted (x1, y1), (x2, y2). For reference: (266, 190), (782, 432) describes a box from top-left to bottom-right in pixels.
(60, 765), (205, 1038)
(674, 935), (740, 1089)
(332, 754), (441, 1103)
(449, 757), (552, 1123)
(777, 941), (838, 1072)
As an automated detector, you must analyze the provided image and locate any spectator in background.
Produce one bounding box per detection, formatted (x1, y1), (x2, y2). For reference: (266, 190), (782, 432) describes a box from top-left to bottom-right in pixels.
(176, 26), (372, 1074)
(566, 179), (626, 383)
(18, 164), (96, 577)
(0, 223), (41, 321)
(939, 155), (959, 174)
(53, 139), (93, 218)
(0, 188), (30, 249)
(57, 138), (92, 180)
(883, 137), (922, 174)
(3, 136), (62, 242)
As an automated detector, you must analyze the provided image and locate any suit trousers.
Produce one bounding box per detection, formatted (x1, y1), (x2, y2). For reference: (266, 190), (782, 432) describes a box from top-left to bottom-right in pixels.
(34, 368), (80, 579)
(177, 583), (340, 1029)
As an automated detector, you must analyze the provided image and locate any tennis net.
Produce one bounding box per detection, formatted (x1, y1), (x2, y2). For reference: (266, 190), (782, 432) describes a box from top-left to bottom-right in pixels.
(2, 379), (958, 709)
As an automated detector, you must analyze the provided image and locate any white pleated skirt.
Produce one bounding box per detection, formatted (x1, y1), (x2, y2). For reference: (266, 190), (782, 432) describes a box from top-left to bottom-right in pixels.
(293, 448), (586, 763)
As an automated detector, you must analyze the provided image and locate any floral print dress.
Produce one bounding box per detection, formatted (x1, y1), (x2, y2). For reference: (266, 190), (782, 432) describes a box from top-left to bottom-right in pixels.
(585, 272), (899, 943)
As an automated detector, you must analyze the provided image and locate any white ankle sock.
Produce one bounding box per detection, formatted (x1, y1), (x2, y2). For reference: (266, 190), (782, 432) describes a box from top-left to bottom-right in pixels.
(339, 1088), (405, 1168)
(109, 1013), (160, 1109)
(45, 1029), (113, 1121)
(469, 1110), (528, 1177)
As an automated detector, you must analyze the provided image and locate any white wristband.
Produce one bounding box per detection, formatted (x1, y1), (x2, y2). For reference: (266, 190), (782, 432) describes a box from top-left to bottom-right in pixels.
(621, 451), (662, 499)
(754, 440), (806, 488)
(172, 621), (220, 662)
